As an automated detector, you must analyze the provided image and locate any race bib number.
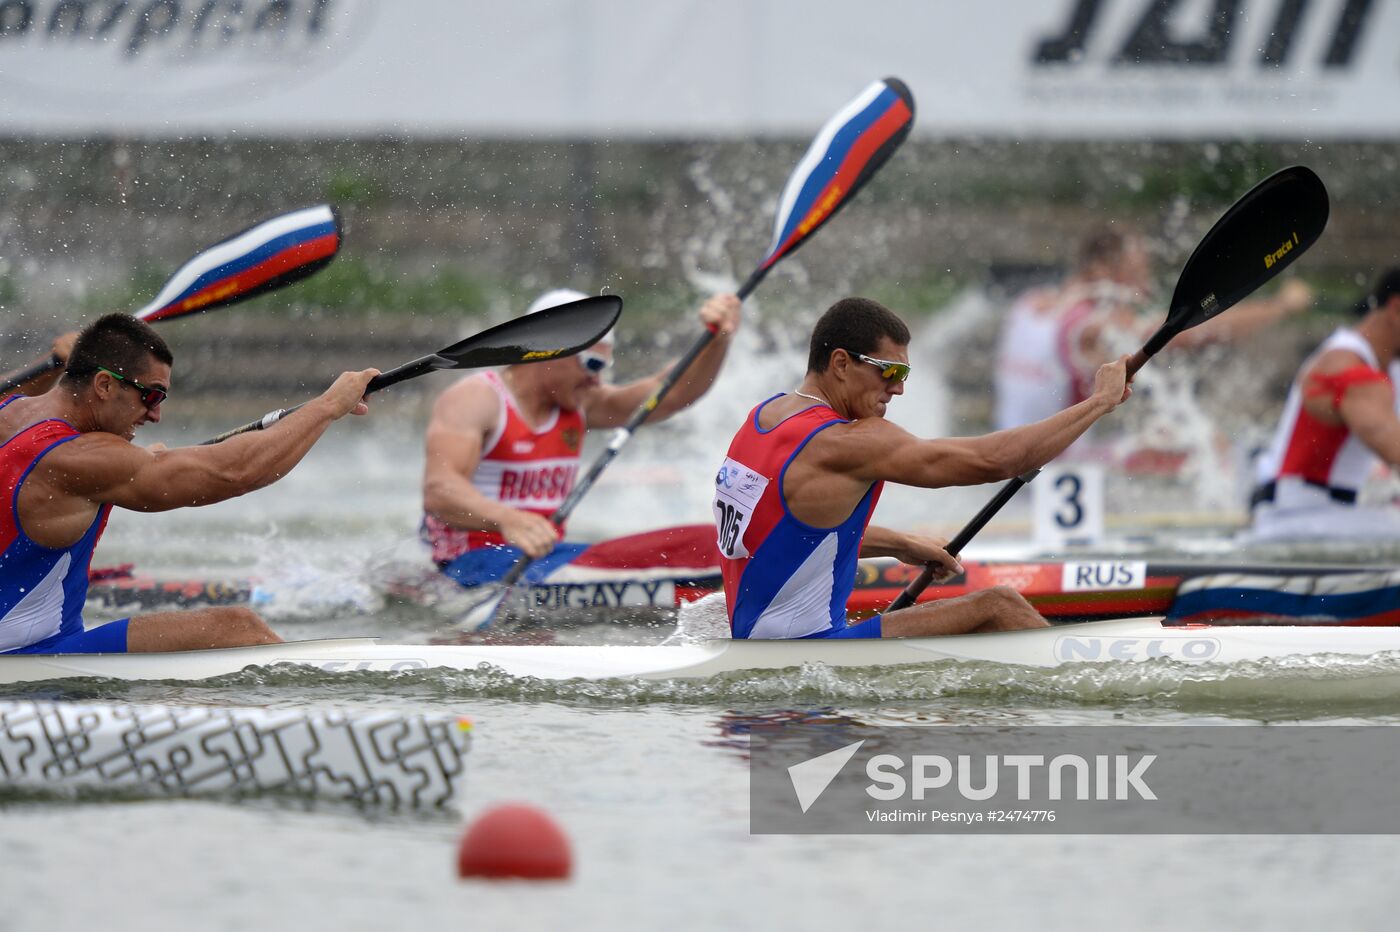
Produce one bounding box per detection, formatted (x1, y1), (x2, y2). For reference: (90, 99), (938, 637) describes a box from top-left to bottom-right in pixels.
(713, 457), (768, 559)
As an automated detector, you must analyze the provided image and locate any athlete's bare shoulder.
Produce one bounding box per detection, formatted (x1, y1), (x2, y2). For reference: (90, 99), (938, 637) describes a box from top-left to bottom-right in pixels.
(429, 373), (499, 432)
(800, 415), (913, 472)
(19, 430), (155, 504)
(435, 371), (495, 404)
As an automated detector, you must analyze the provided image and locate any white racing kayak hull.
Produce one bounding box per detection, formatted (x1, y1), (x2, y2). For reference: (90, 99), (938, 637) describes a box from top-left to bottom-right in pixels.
(3, 619), (1400, 683)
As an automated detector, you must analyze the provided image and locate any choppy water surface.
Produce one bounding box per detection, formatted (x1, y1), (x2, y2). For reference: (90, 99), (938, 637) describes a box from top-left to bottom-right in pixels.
(8, 390), (1400, 928)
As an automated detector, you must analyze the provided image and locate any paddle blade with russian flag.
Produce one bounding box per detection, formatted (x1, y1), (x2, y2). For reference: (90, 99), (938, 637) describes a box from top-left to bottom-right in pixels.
(133, 204), (342, 322)
(748, 77), (914, 291)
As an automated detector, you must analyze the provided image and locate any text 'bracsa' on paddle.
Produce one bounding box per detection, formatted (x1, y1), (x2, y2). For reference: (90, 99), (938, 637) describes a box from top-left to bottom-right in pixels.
(461, 77), (917, 631)
(202, 295), (623, 445)
(0, 205), (342, 395)
(887, 164), (1331, 613)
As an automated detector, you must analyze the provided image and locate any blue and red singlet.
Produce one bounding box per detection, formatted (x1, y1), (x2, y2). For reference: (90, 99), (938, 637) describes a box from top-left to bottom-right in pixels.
(714, 395), (883, 639)
(0, 396), (128, 654)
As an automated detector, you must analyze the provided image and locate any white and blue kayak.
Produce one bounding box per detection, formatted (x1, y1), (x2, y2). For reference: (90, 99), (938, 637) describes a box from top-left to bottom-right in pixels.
(0, 700), (471, 807)
(3, 617), (1400, 684)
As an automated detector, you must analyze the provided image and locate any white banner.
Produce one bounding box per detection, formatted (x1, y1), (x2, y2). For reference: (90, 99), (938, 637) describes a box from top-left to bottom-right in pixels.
(0, 0), (1396, 138)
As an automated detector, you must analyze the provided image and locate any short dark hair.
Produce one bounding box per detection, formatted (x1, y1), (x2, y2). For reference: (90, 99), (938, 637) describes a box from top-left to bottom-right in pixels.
(807, 297), (911, 373)
(1366, 268), (1400, 315)
(61, 313), (173, 387)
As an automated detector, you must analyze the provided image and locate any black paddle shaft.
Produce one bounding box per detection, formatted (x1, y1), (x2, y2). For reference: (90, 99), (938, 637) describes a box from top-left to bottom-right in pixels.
(0, 354), (64, 396)
(886, 469), (1041, 612)
(887, 165), (1330, 614)
(202, 295), (623, 445)
(199, 354), (442, 445)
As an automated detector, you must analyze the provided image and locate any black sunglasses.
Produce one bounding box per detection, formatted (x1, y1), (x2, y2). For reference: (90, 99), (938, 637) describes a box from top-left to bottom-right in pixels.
(98, 366), (168, 409)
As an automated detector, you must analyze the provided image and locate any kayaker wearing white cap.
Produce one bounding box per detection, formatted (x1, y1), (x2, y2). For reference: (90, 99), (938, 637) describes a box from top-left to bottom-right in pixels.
(421, 289), (741, 586)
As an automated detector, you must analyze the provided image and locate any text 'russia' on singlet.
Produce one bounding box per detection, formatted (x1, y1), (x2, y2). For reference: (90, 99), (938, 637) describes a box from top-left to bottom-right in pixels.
(422, 370), (584, 563)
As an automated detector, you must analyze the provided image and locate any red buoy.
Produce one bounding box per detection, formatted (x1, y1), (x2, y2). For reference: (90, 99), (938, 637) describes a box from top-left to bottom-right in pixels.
(457, 803), (572, 880)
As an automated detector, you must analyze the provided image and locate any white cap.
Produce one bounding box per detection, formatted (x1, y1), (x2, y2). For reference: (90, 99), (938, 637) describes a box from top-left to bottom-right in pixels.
(525, 288), (611, 345)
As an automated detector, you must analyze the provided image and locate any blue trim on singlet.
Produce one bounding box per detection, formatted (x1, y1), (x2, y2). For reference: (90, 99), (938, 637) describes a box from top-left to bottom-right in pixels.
(729, 402), (879, 640)
(751, 394), (788, 433)
(439, 542), (590, 589)
(4, 618), (129, 654)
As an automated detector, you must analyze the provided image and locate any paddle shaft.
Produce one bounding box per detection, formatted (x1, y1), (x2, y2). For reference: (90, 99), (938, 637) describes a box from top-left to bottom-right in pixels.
(494, 267), (769, 590)
(201, 355), (441, 444)
(886, 469), (1042, 612)
(205, 295), (624, 446)
(0, 354), (63, 395)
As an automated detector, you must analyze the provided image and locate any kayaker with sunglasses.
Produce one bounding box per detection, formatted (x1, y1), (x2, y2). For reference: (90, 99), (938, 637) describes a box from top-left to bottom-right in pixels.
(714, 296), (1130, 640)
(0, 313), (377, 655)
(422, 288), (742, 586)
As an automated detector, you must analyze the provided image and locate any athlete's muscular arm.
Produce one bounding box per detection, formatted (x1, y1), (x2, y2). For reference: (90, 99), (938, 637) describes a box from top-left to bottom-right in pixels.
(860, 526), (962, 579)
(37, 370), (376, 520)
(421, 377), (558, 556)
(583, 294), (742, 428)
(796, 356), (1129, 513)
(781, 358), (1128, 529)
(867, 356), (1127, 486)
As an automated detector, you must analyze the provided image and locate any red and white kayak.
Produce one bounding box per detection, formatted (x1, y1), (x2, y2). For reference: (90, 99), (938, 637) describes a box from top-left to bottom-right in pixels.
(89, 525), (1394, 625)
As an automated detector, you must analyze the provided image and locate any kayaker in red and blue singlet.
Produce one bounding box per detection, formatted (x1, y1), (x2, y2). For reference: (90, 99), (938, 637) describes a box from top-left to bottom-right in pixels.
(712, 296), (1130, 640)
(0, 396), (123, 653)
(0, 312), (377, 655)
(716, 395), (884, 639)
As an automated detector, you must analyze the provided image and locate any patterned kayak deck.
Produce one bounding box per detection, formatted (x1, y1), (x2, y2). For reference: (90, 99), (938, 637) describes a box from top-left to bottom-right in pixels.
(0, 701), (471, 808)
